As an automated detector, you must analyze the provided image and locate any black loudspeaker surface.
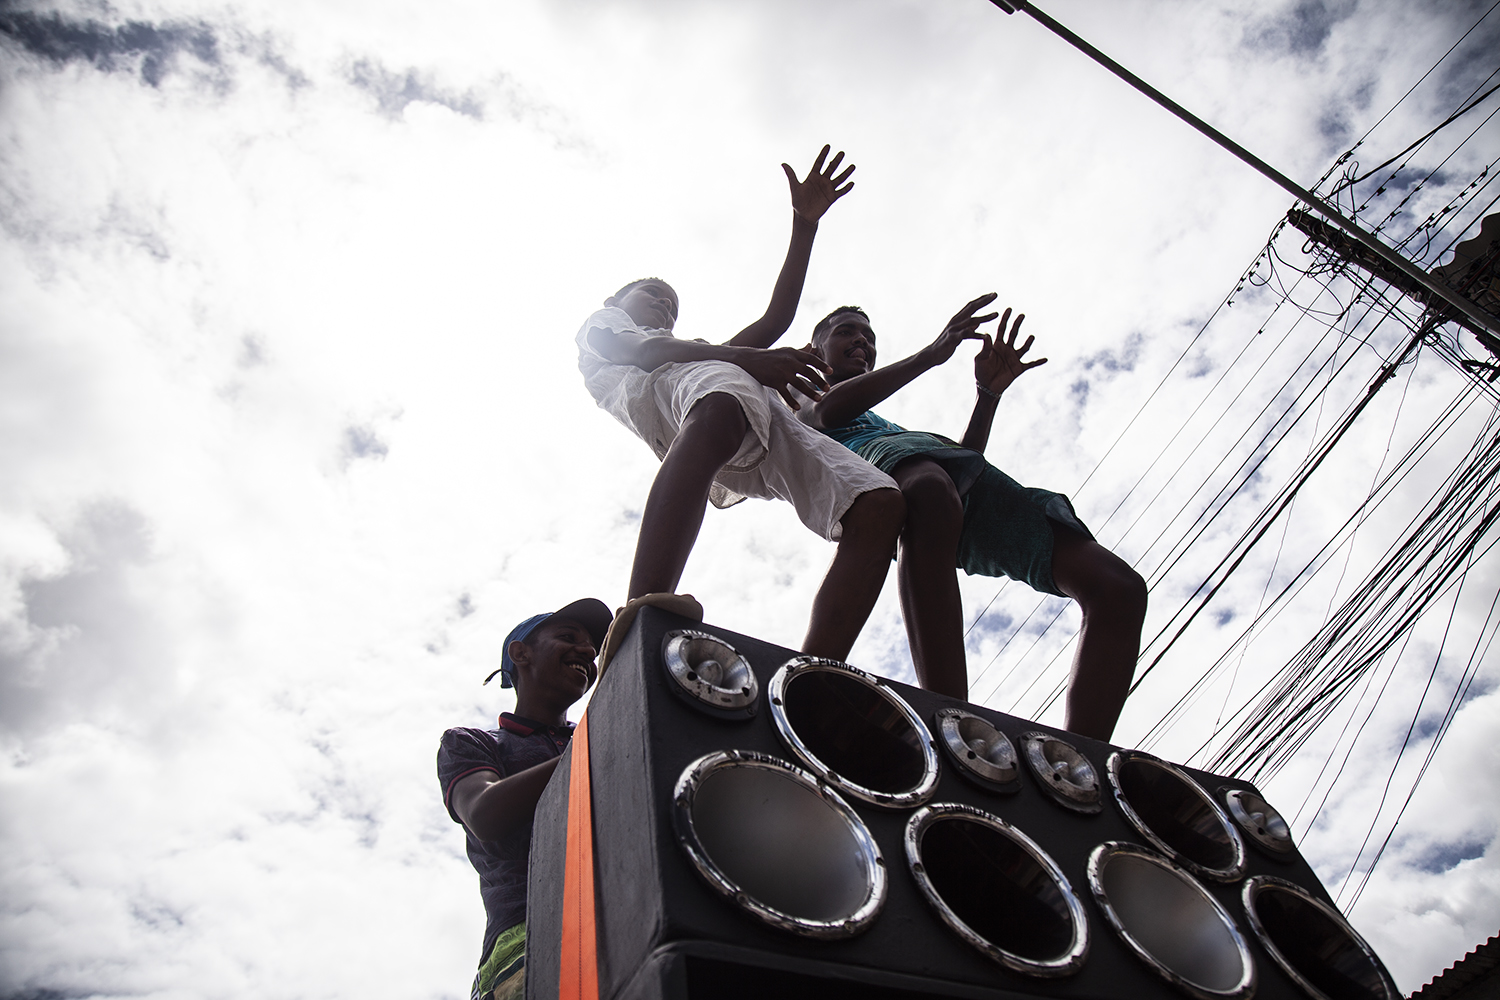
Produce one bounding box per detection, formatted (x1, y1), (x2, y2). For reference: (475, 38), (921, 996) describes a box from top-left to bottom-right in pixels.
(527, 608), (1394, 1000)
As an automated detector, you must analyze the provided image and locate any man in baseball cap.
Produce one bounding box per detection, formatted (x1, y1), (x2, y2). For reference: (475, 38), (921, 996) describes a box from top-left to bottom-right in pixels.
(436, 597), (612, 1000)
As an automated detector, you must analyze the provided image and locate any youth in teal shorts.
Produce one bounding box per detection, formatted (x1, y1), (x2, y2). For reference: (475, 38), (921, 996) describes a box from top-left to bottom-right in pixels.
(829, 418), (1093, 598)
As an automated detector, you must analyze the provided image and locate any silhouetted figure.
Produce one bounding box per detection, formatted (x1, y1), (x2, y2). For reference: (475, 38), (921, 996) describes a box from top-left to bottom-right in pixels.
(438, 599), (612, 1000)
(801, 297), (1146, 740)
(576, 148), (904, 663)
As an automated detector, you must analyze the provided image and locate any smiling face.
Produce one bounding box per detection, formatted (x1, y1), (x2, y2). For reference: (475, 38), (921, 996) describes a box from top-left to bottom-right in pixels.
(815, 310), (877, 383)
(509, 615), (597, 711)
(608, 279), (679, 332)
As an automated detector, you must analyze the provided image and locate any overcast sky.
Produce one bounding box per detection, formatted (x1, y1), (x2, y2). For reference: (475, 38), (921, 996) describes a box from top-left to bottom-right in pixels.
(2, 0), (1498, 996)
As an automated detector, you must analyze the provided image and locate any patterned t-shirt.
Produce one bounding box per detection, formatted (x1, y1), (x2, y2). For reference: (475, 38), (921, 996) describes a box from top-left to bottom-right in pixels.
(437, 715), (573, 965)
(822, 408), (908, 454)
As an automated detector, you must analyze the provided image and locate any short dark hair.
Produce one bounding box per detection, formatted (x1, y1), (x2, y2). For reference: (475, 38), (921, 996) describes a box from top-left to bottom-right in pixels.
(812, 305), (869, 346)
(610, 277), (669, 302)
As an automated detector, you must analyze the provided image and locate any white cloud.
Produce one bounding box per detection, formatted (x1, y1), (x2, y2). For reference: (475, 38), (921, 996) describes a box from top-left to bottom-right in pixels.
(2, 0), (1498, 996)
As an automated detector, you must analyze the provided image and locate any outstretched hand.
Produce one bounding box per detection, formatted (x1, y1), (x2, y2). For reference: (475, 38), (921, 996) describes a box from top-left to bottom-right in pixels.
(738, 346), (832, 410)
(782, 145), (856, 223)
(974, 308), (1046, 397)
(924, 292), (999, 366)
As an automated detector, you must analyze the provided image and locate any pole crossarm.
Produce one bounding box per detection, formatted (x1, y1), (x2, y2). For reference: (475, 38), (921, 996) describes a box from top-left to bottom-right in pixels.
(987, 0), (1500, 340)
(1286, 209), (1500, 359)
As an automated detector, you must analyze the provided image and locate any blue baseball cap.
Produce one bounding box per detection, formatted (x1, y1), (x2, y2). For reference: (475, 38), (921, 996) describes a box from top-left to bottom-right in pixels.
(483, 597), (612, 688)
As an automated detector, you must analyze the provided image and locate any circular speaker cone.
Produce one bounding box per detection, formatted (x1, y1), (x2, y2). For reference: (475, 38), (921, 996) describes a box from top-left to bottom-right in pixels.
(1088, 842), (1256, 1000)
(768, 658), (939, 808)
(1242, 876), (1398, 1000)
(661, 630), (758, 718)
(1224, 788), (1296, 857)
(1018, 732), (1102, 813)
(1106, 752), (1246, 881)
(672, 750), (886, 938)
(935, 709), (1020, 792)
(905, 804), (1088, 977)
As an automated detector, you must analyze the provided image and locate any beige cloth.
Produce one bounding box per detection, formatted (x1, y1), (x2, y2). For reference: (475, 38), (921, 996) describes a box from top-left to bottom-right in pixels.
(713, 395), (895, 541)
(576, 307), (897, 539)
(598, 593), (704, 677)
(577, 307), (769, 509)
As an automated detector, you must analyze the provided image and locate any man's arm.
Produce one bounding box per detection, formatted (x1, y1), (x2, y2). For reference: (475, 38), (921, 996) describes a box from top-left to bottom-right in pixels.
(801, 294), (998, 431)
(727, 145), (856, 350)
(448, 759), (562, 843)
(960, 308), (1046, 454)
(587, 325), (829, 410)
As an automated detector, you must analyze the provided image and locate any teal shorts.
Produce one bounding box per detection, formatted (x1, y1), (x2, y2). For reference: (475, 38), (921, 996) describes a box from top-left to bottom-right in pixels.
(956, 464), (1093, 598)
(850, 433), (1093, 598)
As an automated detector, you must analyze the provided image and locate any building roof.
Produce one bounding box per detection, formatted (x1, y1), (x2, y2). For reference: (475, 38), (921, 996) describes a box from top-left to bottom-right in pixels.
(1411, 933), (1500, 1000)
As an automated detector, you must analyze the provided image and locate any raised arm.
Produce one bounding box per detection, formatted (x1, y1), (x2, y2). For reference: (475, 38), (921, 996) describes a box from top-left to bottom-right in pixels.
(728, 145), (856, 350)
(587, 326), (830, 410)
(802, 294), (998, 431)
(961, 308), (1047, 453)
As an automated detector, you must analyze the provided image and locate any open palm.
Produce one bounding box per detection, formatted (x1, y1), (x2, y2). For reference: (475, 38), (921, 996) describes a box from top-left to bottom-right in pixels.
(975, 308), (1046, 395)
(782, 144), (856, 222)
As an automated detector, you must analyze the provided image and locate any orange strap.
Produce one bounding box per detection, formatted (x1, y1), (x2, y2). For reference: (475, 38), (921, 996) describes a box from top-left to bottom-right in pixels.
(559, 711), (599, 1000)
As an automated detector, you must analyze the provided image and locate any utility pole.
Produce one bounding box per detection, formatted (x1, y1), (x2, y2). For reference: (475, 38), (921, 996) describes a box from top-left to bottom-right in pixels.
(1285, 209), (1500, 367)
(986, 0), (1500, 340)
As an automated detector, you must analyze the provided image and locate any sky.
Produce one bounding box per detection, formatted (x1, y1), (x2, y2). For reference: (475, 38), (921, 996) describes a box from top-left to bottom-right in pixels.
(2, 0), (1498, 997)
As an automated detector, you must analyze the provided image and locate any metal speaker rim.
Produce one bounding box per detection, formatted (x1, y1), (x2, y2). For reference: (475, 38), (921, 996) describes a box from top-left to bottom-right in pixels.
(671, 749), (887, 939)
(1087, 841), (1257, 1000)
(1018, 731), (1103, 813)
(1241, 875), (1399, 1000)
(660, 629), (759, 719)
(934, 708), (1021, 793)
(767, 657), (940, 809)
(904, 803), (1088, 978)
(1223, 787), (1296, 858)
(1106, 751), (1247, 882)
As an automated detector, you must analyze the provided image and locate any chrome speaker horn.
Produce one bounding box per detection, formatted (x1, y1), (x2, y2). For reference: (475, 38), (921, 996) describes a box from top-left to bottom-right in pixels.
(1224, 787), (1296, 858)
(1107, 752), (1246, 881)
(1242, 876), (1399, 1000)
(1088, 842), (1256, 1000)
(905, 804), (1087, 977)
(934, 709), (1021, 794)
(768, 657), (939, 809)
(1018, 732), (1102, 813)
(660, 629), (758, 719)
(672, 750), (886, 939)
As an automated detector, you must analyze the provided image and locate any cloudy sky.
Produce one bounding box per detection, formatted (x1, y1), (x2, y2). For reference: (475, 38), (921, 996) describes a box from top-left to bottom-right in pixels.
(3, 0), (1498, 996)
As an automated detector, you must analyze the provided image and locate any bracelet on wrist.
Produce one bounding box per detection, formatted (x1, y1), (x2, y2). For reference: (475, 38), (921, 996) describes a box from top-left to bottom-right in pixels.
(976, 382), (1002, 400)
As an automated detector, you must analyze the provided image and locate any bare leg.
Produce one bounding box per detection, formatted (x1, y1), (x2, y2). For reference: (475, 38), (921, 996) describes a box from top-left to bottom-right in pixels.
(890, 458), (968, 699)
(802, 487), (905, 661)
(1050, 526), (1148, 741)
(627, 393), (748, 599)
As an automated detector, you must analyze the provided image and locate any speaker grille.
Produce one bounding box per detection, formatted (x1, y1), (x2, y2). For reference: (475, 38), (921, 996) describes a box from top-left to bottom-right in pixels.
(1107, 752), (1246, 881)
(661, 629), (759, 717)
(769, 658), (939, 808)
(1224, 788), (1296, 857)
(1242, 876), (1398, 1000)
(904, 804), (1088, 977)
(1019, 732), (1102, 813)
(672, 750), (886, 939)
(1088, 842), (1256, 999)
(935, 709), (1020, 792)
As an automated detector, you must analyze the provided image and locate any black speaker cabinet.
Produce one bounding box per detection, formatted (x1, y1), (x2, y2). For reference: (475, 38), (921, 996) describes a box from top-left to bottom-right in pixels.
(526, 608), (1397, 1000)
